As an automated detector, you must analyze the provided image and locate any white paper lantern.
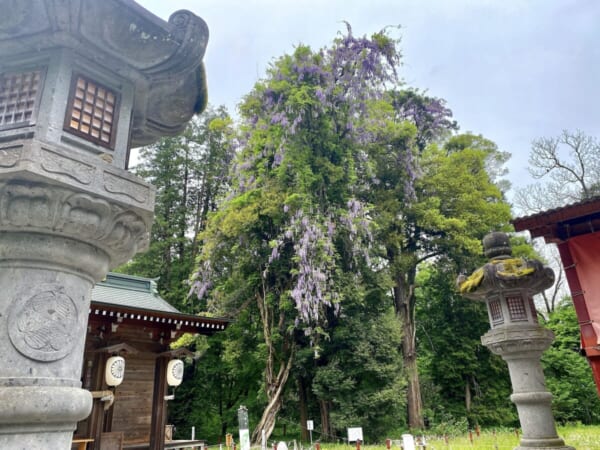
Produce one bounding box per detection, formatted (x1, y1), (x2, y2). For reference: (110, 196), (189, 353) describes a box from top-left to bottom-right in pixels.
(167, 359), (184, 387)
(105, 356), (125, 387)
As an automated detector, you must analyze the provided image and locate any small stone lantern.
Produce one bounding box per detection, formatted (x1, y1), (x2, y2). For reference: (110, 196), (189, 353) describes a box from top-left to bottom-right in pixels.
(459, 232), (574, 450)
(0, 1), (209, 448)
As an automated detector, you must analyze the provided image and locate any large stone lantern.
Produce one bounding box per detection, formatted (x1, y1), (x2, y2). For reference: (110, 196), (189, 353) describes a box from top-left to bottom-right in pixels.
(0, 1), (208, 448)
(458, 232), (574, 450)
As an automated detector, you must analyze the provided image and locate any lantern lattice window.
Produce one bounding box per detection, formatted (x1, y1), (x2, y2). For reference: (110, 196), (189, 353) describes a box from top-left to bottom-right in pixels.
(0, 70), (43, 129)
(489, 299), (504, 325)
(64, 75), (119, 149)
(528, 297), (539, 323)
(507, 296), (527, 321)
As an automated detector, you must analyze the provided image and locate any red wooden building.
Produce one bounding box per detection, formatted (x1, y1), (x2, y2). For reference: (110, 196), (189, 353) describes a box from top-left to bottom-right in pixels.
(513, 197), (600, 395)
(74, 273), (230, 450)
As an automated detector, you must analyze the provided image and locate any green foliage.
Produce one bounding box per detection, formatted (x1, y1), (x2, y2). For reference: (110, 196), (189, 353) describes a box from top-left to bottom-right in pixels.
(416, 265), (516, 428)
(414, 141), (512, 257)
(542, 302), (600, 424)
(116, 106), (234, 311)
(122, 24), (600, 443)
(310, 293), (406, 440)
(192, 27), (409, 441)
(366, 126), (513, 427)
(170, 309), (264, 441)
(509, 235), (541, 260)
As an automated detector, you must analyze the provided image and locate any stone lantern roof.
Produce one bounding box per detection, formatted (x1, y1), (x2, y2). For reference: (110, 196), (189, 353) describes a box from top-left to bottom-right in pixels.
(458, 231), (555, 300)
(0, 0), (208, 149)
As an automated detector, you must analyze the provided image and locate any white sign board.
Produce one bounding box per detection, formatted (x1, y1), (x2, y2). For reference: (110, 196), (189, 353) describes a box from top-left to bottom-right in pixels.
(306, 420), (314, 431)
(402, 434), (415, 450)
(239, 429), (250, 450)
(347, 427), (363, 443)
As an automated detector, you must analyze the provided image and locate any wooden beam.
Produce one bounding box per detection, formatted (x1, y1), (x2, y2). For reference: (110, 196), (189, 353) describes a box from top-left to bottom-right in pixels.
(159, 348), (195, 359)
(95, 342), (140, 355)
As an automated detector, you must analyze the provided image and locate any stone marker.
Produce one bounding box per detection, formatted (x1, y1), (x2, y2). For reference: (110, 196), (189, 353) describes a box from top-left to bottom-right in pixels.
(458, 232), (574, 450)
(0, 0), (209, 448)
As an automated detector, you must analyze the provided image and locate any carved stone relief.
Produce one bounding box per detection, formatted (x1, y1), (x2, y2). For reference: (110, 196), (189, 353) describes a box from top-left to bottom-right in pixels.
(0, 180), (150, 265)
(0, 145), (22, 168)
(8, 284), (78, 361)
(103, 172), (150, 203)
(40, 148), (95, 185)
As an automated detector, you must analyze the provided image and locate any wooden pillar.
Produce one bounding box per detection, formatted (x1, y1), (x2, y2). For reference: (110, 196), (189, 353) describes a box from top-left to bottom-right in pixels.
(150, 355), (169, 450)
(88, 352), (109, 450)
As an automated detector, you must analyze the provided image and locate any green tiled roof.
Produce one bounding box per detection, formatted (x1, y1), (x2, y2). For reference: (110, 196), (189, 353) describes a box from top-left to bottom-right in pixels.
(91, 272), (180, 314)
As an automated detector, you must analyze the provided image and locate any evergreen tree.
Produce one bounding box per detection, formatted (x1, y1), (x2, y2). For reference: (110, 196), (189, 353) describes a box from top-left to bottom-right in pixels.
(170, 309), (264, 442)
(118, 106), (234, 310)
(366, 131), (513, 428)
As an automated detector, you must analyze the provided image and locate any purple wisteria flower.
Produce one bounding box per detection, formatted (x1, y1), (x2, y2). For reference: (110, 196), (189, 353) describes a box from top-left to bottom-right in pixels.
(196, 26), (407, 338)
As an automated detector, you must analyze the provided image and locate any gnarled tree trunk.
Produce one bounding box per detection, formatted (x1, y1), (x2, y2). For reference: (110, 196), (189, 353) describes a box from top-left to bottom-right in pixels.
(252, 290), (295, 444)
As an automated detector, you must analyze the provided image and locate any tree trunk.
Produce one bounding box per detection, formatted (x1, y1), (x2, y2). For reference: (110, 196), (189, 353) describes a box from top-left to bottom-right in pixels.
(319, 400), (331, 442)
(465, 378), (472, 412)
(394, 274), (424, 430)
(298, 378), (309, 441)
(403, 327), (424, 430)
(251, 350), (294, 444)
(253, 290), (295, 444)
(177, 144), (190, 259)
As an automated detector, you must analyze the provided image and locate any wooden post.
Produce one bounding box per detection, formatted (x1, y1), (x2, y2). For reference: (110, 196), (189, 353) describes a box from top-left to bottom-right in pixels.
(149, 355), (169, 450)
(88, 352), (109, 450)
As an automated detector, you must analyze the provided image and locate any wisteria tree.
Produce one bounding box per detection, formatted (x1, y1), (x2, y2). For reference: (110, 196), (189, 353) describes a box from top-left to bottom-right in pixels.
(191, 26), (410, 441)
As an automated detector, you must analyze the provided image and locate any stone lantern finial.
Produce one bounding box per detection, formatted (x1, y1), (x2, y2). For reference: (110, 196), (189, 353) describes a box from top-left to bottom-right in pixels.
(483, 231), (512, 258)
(458, 232), (574, 450)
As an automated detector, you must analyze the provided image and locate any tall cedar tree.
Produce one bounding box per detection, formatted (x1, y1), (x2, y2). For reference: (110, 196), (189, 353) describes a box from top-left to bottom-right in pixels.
(118, 107), (234, 310)
(365, 93), (512, 428)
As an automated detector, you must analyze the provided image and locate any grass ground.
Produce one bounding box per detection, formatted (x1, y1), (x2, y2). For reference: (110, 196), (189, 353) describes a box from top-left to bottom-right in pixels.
(421, 424), (599, 449)
(295, 424), (600, 450)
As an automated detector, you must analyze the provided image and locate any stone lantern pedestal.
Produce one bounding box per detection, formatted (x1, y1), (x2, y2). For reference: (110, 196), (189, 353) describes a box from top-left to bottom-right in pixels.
(459, 232), (574, 450)
(0, 1), (209, 448)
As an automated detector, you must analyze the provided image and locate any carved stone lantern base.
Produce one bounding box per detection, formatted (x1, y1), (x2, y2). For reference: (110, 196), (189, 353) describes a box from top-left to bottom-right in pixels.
(483, 326), (574, 450)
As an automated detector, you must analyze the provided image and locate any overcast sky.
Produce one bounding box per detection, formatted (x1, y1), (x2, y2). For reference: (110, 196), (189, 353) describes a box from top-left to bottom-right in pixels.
(138, 0), (600, 204)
